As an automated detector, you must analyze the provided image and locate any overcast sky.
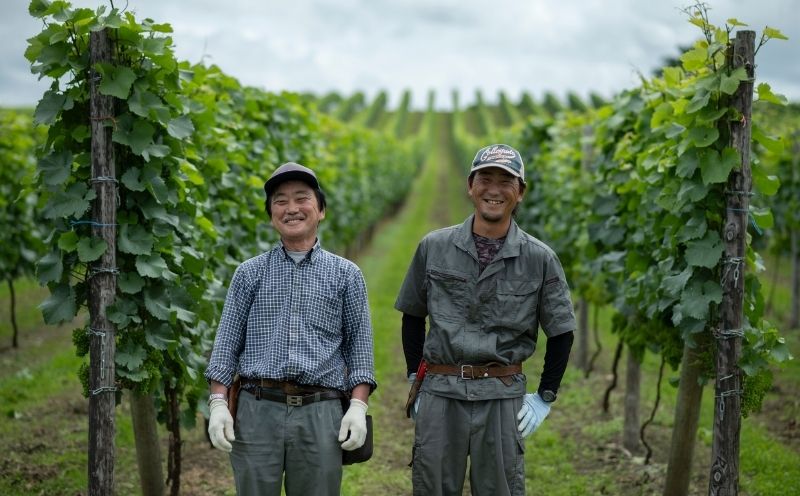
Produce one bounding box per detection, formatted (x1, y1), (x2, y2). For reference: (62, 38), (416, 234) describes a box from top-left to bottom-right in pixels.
(2, 0), (798, 109)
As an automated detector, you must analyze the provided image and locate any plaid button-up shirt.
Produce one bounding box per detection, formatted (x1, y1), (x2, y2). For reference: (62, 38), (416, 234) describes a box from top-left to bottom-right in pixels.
(205, 241), (376, 392)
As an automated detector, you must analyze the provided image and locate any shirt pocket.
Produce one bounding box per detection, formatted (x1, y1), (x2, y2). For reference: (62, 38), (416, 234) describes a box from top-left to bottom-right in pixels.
(493, 279), (540, 331)
(426, 268), (468, 322)
(307, 286), (343, 335)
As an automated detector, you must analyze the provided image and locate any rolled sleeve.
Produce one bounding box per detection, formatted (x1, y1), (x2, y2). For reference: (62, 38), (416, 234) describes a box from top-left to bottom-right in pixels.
(539, 253), (577, 337)
(341, 268), (377, 392)
(394, 240), (428, 317)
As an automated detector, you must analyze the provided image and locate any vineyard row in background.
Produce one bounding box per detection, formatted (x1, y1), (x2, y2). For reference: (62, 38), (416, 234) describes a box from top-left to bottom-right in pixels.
(1, 1), (798, 494)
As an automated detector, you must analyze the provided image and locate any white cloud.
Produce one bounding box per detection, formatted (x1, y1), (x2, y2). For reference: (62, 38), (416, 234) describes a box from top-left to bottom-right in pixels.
(1, 0), (797, 109)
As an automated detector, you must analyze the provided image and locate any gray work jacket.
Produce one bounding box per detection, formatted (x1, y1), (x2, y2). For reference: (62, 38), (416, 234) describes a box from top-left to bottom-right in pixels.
(395, 215), (576, 400)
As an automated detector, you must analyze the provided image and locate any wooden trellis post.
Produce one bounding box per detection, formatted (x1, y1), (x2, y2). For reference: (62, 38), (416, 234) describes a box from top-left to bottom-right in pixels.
(708, 30), (755, 496)
(88, 29), (118, 496)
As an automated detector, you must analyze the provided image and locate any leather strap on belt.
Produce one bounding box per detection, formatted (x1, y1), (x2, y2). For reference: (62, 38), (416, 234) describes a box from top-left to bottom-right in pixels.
(426, 363), (522, 379)
(241, 378), (332, 395)
(240, 378), (344, 406)
(243, 387), (343, 406)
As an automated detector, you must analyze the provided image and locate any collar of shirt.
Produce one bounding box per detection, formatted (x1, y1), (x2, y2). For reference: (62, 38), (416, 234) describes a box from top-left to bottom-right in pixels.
(277, 238), (322, 264)
(454, 214), (523, 261)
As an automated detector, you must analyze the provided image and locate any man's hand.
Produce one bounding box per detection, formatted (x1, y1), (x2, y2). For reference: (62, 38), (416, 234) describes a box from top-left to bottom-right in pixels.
(339, 398), (368, 450)
(208, 398), (235, 452)
(516, 393), (551, 438)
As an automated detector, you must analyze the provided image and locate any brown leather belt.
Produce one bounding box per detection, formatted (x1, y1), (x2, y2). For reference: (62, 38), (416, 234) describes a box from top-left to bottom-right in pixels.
(241, 378), (332, 394)
(426, 363), (522, 380)
(240, 378), (343, 406)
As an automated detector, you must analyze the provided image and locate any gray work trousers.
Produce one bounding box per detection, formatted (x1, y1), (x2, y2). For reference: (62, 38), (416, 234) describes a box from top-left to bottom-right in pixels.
(412, 392), (525, 496)
(230, 390), (344, 496)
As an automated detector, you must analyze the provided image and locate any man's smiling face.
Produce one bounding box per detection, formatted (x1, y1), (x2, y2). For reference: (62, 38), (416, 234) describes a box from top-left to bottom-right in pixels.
(269, 180), (325, 250)
(468, 167), (523, 225)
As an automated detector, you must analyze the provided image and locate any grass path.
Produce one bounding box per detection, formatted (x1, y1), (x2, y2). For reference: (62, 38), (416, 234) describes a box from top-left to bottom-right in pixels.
(342, 111), (471, 494)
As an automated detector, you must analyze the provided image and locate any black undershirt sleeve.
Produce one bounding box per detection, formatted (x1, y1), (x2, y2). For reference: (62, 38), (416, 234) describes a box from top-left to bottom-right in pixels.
(401, 313), (426, 377)
(537, 331), (574, 396)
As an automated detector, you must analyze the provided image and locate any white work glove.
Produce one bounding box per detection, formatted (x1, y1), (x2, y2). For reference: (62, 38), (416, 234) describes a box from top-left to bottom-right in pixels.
(208, 398), (235, 452)
(408, 373), (421, 422)
(517, 393), (551, 438)
(339, 398), (368, 451)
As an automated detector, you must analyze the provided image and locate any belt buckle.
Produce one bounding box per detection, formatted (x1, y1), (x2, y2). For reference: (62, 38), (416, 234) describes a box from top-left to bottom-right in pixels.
(286, 395), (303, 406)
(460, 365), (475, 380)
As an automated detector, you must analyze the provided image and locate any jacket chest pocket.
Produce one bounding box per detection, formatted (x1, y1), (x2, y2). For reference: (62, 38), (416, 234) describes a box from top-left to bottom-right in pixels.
(493, 280), (539, 330)
(426, 269), (468, 322)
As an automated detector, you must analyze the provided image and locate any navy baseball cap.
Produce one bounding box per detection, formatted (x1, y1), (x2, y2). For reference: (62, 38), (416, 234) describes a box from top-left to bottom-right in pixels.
(263, 162), (321, 195)
(471, 144), (526, 185)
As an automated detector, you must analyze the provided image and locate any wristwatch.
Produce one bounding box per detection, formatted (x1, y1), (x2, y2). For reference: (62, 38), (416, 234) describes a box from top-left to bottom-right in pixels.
(540, 389), (557, 403)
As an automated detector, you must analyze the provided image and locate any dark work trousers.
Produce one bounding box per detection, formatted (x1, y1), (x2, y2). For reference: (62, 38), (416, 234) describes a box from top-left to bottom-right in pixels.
(230, 390), (344, 495)
(412, 391), (525, 496)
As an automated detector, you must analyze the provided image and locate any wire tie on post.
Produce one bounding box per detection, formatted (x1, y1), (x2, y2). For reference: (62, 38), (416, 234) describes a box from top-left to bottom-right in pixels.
(726, 208), (763, 235)
(720, 257), (743, 287)
(88, 266), (119, 279)
(724, 190), (754, 197)
(70, 220), (119, 229)
(89, 116), (114, 121)
(715, 387), (743, 422)
(90, 386), (118, 396)
(716, 375), (741, 422)
(89, 115), (118, 129)
(90, 176), (118, 185)
(87, 327), (112, 380)
(87, 327), (109, 337)
(90, 176), (120, 206)
(90, 176), (121, 206)
(713, 327), (745, 339)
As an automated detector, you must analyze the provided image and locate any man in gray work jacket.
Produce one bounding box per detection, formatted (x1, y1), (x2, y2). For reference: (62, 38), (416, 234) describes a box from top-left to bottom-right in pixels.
(205, 162), (376, 495)
(395, 144), (576, 496)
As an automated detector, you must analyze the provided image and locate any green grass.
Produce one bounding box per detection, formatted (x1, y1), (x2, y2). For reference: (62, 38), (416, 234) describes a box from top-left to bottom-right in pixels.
(740, 422), (800, 495)
(0, 340), (141, 495)
(0, 278), (50, 345)
(762, 254), (799, 332)
(526, 429), (620, 495)
(0, 347), (83, 414)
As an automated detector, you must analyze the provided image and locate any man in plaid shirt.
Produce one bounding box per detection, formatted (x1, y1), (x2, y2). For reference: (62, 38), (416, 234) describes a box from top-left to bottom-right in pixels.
(205, 162), (376, 495)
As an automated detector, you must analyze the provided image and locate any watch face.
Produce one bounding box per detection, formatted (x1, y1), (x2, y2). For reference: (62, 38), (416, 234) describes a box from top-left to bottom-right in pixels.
(542, 390), (556, 403)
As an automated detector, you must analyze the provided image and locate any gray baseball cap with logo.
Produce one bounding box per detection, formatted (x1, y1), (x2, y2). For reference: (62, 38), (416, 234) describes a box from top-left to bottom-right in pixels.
(470, 144), (526, 185)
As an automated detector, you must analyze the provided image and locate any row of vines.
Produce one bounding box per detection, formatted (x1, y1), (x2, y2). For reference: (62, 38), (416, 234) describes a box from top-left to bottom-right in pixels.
(6, 0), (434, 492)
(452, 5), (796, 494)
